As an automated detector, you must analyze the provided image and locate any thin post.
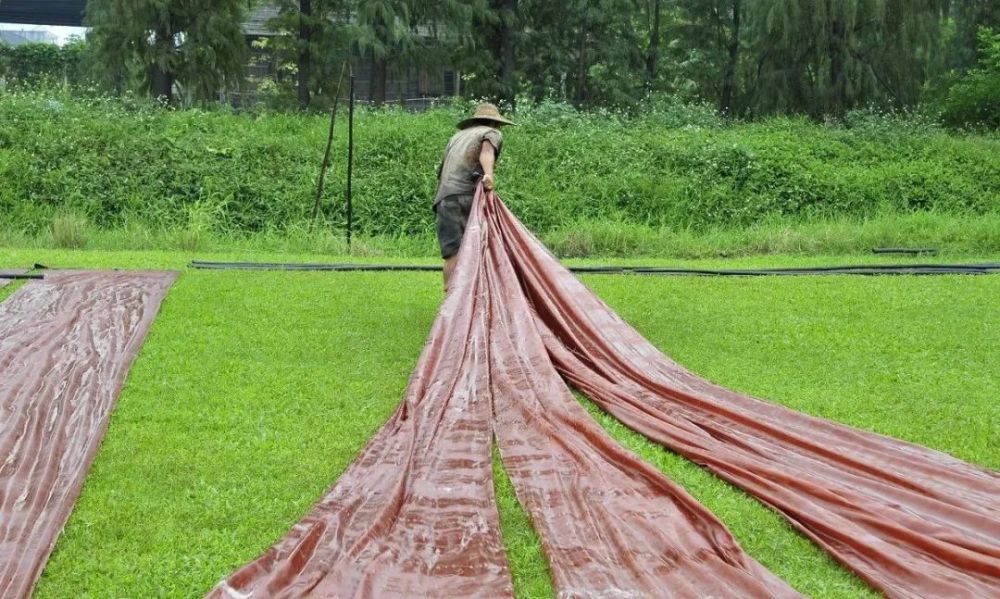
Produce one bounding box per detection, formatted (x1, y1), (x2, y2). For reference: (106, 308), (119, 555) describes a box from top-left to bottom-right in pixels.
(310, 61), (348, 227)
(347, 70), (355, 252)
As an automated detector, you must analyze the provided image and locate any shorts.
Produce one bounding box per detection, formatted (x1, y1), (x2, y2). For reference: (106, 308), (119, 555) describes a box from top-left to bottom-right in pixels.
(434, 194), (474, 259)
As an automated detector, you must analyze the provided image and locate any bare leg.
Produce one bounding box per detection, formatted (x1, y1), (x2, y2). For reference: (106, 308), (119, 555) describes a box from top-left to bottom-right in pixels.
(443, 256), (458, 292)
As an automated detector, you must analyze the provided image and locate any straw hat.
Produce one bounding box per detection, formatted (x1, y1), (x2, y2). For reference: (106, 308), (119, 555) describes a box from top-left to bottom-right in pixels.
(458, 102), (516, 129)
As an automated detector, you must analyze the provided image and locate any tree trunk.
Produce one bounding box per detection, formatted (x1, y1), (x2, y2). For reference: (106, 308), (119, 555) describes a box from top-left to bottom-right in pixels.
(371, 50), (387, 106)
(499, 0), (517, 107)
(646, 0), (662, 85)
(719, 0), (741, 116)
(150, 64), (173, 102)
(298, 0), (312, 109)
(150, 26), (174, 103)
(828, 15), (849, 114)
(487, 0), (518, 107)
(370, 13), (390, 107)
(574, 29), (588, 105)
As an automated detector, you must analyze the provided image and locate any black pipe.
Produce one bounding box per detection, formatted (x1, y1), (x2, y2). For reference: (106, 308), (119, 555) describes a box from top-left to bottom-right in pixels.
(0, 274), (44, 280)
(872, 248), (938, 255)
(188, 261), (1000, 277)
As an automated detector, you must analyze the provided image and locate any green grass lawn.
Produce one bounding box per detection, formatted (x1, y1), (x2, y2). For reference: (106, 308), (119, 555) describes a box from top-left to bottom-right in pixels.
(2, 248), (997, 598)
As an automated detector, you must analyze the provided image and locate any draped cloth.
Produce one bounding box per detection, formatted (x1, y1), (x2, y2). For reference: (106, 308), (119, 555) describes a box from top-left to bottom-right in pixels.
(210, 187), (999, 598)
(0, 271), (178, 599)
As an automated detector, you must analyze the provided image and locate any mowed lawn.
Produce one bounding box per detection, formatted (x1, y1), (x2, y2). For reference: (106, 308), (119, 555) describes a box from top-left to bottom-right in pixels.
(2, 249), (997, 598)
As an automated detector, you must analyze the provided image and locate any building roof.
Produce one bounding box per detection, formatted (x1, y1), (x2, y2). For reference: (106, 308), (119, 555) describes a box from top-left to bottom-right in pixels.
(0, 1), (87, 27)
(0, 1), (282, 36)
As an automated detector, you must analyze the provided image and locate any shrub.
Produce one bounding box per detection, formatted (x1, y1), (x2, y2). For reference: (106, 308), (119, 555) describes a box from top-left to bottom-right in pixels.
(0, 41), (88, 88)
(941, 29), (1000, 130)
(51, 211), (90, 248)
(0, 91), (996, 240)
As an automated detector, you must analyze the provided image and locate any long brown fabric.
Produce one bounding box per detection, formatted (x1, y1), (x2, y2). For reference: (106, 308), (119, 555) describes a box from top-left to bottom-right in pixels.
(485, 220), (798, 598)
(210, 188), (800, 598)
(0, 270), (177, 599)
(209, 218), (513, 598)
(211, 186), (998, 598)
(488, 196), (1000, 598)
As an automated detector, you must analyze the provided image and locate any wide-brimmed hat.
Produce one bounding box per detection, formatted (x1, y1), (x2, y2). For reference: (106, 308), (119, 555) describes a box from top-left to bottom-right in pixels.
(458, 103), (516, 129)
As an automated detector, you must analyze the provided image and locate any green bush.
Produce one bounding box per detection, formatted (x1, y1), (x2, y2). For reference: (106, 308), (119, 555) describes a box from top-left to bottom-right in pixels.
(0, 41), (88, 88)
(51, 211), (90, 248)
(0, 91), (997, 240)
(941, 29), (1000, 130)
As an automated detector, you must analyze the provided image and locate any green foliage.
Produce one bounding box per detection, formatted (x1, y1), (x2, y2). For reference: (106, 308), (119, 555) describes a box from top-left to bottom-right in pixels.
(461, 0), (957, 116)
(0, 2), (992, 120)
(256, 0), (354, 110)
(85, 0), (248, 102)
(941, 28), (1000, 129)
(240, 0), (483, 110)
(50, 211), (90, 248)
(0, 92), (997, 241)
(736, 0), (950, 116)
(946, 0), (1000, 71)
(542, 212), (1000, 258)
(513, 0), (646, 108)
(0, 42), (89, 87)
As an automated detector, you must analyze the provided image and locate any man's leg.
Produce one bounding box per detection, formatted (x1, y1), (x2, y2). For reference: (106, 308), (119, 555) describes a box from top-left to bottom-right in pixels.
(435, 195), (472, 293)
(443, 256), (458, 291)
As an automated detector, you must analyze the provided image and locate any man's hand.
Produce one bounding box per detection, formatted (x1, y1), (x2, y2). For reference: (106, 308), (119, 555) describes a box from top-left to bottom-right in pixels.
(482, 174), (495, 190)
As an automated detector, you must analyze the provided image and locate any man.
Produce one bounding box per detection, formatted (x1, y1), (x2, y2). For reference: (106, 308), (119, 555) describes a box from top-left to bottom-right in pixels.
(434, 103), (515, 291)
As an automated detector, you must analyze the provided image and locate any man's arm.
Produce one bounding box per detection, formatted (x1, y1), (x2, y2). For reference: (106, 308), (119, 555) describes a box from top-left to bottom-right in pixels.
(479, 141), (497, 190)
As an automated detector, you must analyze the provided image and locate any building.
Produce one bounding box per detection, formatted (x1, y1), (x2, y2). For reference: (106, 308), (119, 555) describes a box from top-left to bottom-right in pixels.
(0, 29), (59, 46)
(0, 1), (87, 27)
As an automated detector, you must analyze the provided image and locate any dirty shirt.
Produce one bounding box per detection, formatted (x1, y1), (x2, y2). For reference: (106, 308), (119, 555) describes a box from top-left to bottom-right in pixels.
(434, 125), (503, 206)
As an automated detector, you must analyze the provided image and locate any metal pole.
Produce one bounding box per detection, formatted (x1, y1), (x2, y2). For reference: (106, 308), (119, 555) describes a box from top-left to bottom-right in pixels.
(346, 71), (355, 252)
(310, 62), (348, 228)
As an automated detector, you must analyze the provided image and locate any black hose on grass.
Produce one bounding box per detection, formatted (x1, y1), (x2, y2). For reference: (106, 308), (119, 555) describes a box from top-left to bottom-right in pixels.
(872, 248), (939, 255)
(188, 260), (1000, 277)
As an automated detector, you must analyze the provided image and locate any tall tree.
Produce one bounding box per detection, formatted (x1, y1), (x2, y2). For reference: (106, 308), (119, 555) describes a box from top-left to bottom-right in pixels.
(351, 0), (481, 106)
(86, 0), (248, 103)
(671, 0), (745, 113)
(298, 0), (313, 108)
(456, 0), (524, 107)
(719, 0), (743, 115)
(948, 0), (1000, 71)
(518, 0), (644, 107)
(408, 0), (484, 91)
(487, 0), (519, 106)
(646, 0), (663, 85)
(353, 0), (409, 105)
(748, 0), (950, 115)
(261, 0), (352, 109)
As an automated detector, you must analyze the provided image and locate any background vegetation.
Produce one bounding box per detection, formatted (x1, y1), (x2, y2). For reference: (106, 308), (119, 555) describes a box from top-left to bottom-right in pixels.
(0, 1), (997, 121)
(0, 91), (997, 256)
(1, 2), (997, 257)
